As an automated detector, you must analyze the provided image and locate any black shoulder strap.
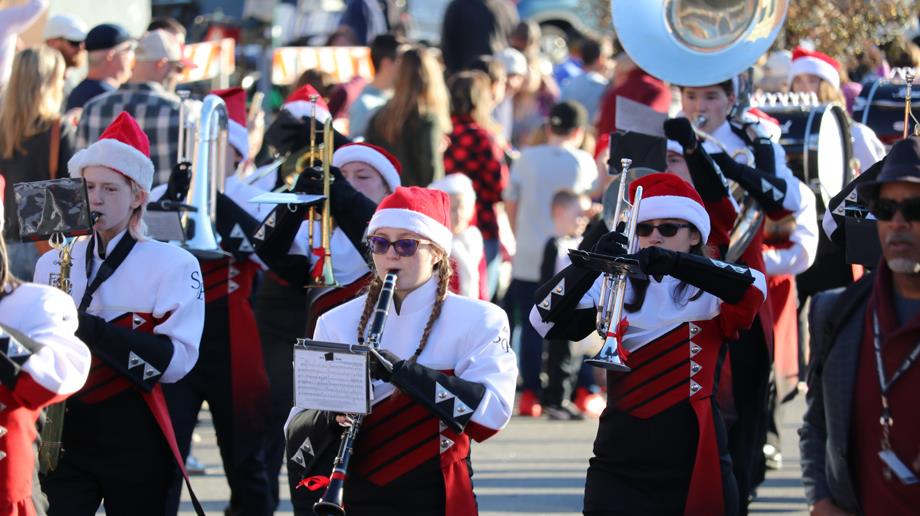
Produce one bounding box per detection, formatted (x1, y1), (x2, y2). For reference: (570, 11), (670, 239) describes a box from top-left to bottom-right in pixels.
(79, 233), (137, 312)
(817, 273), (874, 372)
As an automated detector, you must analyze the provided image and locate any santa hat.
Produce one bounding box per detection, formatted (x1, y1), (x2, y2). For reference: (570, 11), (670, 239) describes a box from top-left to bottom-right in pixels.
(212, 87), (249, 160)
(367, 186), (453, 254)
(630, 172), (710, 243)
(283, 84), (332, 123)
(69, 112), (154, 192)
(429, 173), (476, 200)
(789, 46), (841, 90)
(332, 143), (401, 191)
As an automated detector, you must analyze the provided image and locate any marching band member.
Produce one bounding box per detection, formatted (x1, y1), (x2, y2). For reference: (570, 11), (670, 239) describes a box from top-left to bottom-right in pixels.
(34, 112), (204, 514)
(285, 186), (517, 515)
(253, 140), (401, 508)
(788, 46), (886, 173)
(530, 173), (767, 516)
(667, 81), (807, 510)
(0, 175), (90, 516)
(156, 87), (274, 516)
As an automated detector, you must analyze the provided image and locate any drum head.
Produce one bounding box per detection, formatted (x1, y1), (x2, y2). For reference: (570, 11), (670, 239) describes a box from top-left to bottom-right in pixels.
(814, 104), (850, 205)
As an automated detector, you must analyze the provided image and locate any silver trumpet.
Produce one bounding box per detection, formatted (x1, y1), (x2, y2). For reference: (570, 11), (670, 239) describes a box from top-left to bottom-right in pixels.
(583, 159), (643, 371)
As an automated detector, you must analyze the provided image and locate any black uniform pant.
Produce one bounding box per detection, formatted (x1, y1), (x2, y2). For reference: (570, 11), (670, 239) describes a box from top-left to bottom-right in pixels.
(163, 350), (273, 516)
(726, 320), (771, 514)
(41, 392), (174, 516)
(543, 339), (581, 407)
(254, 274), (310, 509)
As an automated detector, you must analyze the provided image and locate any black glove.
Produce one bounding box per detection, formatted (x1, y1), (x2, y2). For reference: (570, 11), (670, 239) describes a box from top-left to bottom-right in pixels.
(663, 117), (698, 152)
(291, 162), (325, 194)
(593, 230), (629, 257)
(75, 312), (106, 345)
(163, 161), (192, 202)
(369, 348), (403, 382)
(637, 246), (679, 281)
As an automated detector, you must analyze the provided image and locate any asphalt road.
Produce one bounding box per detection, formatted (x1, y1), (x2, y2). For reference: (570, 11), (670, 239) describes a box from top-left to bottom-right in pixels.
(178, 397), (808, 515)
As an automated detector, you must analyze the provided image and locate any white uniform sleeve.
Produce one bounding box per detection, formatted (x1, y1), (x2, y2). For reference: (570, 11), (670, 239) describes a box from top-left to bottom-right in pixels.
(851, 122), (886, 173)
(772, 143), (804, 212)
(763, 181), (819, 276)
(454, 304), (517, 440)
(224, 174), (275, 221)
(152, 249), (205, 383)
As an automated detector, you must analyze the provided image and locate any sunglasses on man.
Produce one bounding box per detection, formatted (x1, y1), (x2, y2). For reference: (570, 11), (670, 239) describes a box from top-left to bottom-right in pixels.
(367, 236), (430, 257)
(635, 222), (692, 238)
(869, 197), (920, 222)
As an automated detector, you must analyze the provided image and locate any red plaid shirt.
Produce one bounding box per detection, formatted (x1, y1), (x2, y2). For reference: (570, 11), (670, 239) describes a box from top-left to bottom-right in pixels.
(443, 115), (509, 241)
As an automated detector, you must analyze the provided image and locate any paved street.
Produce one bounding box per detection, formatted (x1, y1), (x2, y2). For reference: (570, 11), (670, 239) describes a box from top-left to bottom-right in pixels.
(179, 397), (808, 515)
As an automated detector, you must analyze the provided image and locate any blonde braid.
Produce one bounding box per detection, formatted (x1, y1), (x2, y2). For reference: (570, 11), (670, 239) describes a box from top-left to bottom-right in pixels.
(356, 275), (384, 343)
(411, 258), (452, 360)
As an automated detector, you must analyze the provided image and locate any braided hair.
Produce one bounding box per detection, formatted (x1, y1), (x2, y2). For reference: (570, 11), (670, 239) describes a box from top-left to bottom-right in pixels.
(355, 253), (453, 360)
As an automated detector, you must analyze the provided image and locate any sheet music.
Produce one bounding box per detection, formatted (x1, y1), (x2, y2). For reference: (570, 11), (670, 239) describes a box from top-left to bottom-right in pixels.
(616, 96), (667, 137)
(294, 340), (370, 414)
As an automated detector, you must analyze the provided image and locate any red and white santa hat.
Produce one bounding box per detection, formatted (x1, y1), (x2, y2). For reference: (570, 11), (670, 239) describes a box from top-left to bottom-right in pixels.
(367, 186), (453, 254)
(630, 172), (710, 243)
(789, 46), (841, 90)
(332, 143), (402, 191)
(212, 86), (249, 161)
(283, 84), (332, 123)
(69, 111), (155, 192)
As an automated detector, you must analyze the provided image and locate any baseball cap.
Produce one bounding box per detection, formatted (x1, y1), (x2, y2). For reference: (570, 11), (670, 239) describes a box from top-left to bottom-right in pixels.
(43, 14), (89, 42)
(497, 47), (527, 77)
(85, 23), (132, 52)
(135, 29), (195, 68)
(548, 100), (588, 132)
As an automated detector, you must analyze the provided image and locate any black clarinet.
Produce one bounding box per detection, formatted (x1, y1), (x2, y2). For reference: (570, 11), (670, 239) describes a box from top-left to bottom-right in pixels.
(314, 271), (398, 516)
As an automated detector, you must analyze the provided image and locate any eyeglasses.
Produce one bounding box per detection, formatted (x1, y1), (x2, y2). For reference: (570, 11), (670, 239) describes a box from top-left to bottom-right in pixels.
(65, 40), (84, 48)
(635, 222), (692, 237)
(367, 236), (429, 257)
(870, 197), (920, 222)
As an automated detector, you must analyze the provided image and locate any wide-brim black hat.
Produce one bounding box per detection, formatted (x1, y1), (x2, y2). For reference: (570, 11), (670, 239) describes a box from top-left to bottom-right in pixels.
(857, 136), (920, 201)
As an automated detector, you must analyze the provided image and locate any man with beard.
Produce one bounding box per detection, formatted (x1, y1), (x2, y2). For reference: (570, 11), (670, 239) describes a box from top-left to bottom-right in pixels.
(43, 14), (87, 100)
(801, 137), (920, 515)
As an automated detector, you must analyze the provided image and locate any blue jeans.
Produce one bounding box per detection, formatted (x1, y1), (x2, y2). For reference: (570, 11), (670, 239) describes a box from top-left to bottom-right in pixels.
(503, 278), (543, 393)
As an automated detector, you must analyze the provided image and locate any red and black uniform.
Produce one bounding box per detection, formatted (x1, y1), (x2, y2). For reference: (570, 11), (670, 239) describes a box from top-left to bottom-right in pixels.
(531, 245), (767, 515)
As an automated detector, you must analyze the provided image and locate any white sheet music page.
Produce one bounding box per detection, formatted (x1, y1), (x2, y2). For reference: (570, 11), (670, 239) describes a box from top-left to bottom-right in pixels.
(294, 341), (370, 414)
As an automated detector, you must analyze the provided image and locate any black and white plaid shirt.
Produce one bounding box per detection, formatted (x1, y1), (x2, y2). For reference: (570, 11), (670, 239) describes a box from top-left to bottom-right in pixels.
(77, 82), (180, 187)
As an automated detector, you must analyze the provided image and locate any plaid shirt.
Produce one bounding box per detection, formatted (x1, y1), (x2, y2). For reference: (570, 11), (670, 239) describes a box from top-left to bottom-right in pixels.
(443, 115), (509, 241)
(76, 82), (180, 186)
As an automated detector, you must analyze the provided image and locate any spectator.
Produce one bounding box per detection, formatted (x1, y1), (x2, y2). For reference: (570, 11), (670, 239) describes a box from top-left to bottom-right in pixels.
(495, 47), (527, 143)
(338, 0), (398, 45)
(0, 46), (75, 280)
(349, 33), (404, 138)
(430, 173), (488, 300)
(441, 0), (519, 74)
(508, 22), (562, 147)
(147, 16), (187, 44)
(801, 137), (920, 516)
(0, 0), (47, 90)
(503, 100), (598, 417)
(554, 37), (584, 88)
(595, 54), (671, 137)
(444, 70), (509, 299)
(364, 46), (450, 187)
(42, 13), (88, 99)
(66, 23), (135, 111)
(77, 29), (193, 186)
(560, 37), (611, 123)
(291, 69), (336, 100)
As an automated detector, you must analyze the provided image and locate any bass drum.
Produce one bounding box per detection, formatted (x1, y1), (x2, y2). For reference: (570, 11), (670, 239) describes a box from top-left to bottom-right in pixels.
(758, 103), (853, 209)
(852, 78), (920, 146)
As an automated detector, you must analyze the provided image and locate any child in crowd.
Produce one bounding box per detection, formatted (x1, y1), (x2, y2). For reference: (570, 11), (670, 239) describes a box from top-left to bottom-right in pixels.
(430, 173), (488, 300)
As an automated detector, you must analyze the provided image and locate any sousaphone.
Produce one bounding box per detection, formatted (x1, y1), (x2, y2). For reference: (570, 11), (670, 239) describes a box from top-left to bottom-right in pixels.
(611, 0), (789, 261)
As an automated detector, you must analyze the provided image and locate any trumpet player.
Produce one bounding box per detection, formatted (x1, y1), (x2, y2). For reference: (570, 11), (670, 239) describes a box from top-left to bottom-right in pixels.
(0, 175), (90, 515)
(530, 173), (767, 516)
(285, 187), (517, 515)
(33, 112), (204, 514)
(670, 79), (809, 511)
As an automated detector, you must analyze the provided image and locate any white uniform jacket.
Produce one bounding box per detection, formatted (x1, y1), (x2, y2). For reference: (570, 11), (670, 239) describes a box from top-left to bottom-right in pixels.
(0, 282), (90, 512)
(34, 230), (204, 384)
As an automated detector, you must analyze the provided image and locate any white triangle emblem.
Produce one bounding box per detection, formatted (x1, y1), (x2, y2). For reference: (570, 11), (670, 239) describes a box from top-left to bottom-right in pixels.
(452, 399), (472, 418)
(4, 338), (29, 358)
(265, 212), (276, 228)
(772, 188), (783, 201)
(230, 224), (246, 239)
(132, 314), (147, 329)
(254, 226), (266, 241)
(128, 351), (145, 369)
(237, 238), (254, 253)
(300, 437), (314, 457)
(761, 178), (773, 194)
(228, 266), (240, 278)
(435, 382), (456, 404)
(228, 280), (240, 293)
(290, 449), (305, 467)
(539, 293), (552, 310)
(143, 363), (161, 380)
(553, 278), (565, 295)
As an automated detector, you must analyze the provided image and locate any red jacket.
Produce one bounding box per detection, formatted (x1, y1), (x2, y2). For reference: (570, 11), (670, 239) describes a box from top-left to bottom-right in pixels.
(596, 68), (671, 137)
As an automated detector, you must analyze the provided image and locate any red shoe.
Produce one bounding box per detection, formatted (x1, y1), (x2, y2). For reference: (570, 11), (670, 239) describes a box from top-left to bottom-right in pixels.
(518, 390), (542, 417)
(574, 387), (606, 418)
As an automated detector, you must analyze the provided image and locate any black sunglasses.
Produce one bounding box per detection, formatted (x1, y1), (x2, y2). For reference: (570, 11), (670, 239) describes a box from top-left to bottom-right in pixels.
(66, 40), (84, 48)
(870, 197), (920, 222)
(635, 222), (692, 237)
(367, 235), (428, 257)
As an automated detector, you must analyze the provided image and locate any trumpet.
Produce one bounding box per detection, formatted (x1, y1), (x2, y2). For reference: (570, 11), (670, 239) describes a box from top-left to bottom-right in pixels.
(576, 159), (643, 371)
(313, 272), (398, 516)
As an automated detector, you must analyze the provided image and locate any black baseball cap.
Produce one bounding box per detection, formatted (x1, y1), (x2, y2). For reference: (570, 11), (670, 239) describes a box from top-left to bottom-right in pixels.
(85, 23), (132, 52)
(548, 100), (588, 133)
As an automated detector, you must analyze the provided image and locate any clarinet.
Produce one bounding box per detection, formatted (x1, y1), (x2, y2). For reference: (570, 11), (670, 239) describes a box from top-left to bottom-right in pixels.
(313, 271), (398, 516)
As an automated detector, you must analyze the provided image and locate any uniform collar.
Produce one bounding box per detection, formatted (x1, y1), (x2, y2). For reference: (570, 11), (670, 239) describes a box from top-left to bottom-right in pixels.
(392, 275), (439, 316)
(94, 229), (128, 259)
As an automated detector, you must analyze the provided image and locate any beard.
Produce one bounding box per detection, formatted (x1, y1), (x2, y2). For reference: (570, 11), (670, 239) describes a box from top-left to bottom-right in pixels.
(887, 257), (920, 274)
